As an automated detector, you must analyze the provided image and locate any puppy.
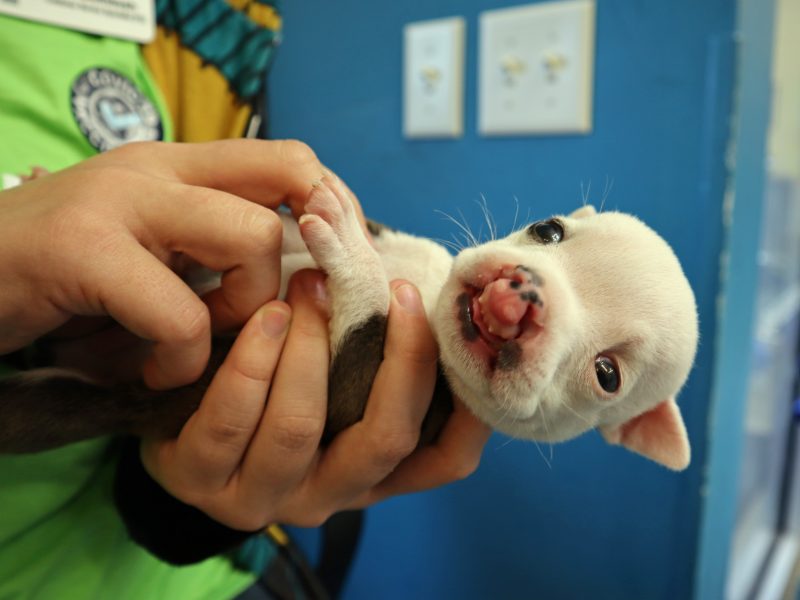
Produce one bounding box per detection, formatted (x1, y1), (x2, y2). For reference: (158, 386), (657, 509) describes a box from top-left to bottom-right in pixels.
(0, 176), (698, 470)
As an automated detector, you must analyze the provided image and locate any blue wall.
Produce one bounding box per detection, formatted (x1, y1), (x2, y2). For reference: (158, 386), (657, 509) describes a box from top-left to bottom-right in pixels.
(270, 1), (737, 598)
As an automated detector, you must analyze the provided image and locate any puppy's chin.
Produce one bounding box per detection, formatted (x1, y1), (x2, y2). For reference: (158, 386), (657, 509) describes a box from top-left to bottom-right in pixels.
(449, 370), (596, 443)
(430, 237), (599, 443)
(451, 381), (543, 438)
(443, 365), (577, 442)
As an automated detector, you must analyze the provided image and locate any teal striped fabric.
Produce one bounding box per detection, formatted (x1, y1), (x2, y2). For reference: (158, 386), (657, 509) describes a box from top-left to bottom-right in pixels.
(155, 0), (280, 100)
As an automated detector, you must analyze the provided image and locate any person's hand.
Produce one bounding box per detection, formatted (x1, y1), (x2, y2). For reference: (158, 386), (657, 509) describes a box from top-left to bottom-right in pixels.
(142, 270), (491, 530)
(0, 139), (333, 389)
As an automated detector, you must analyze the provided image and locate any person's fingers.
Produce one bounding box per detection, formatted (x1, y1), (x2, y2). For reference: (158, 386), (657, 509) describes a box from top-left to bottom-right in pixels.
(86, 239), (212, 389)
(116, 140), (325, 214)
(237, 270), (330, 504)
(141, 301), (291, 500)
(360, 282), (438, 429)
(135, 182), (283, 331)
(353, 399), (491, 506)
(307, 281), (438, 505)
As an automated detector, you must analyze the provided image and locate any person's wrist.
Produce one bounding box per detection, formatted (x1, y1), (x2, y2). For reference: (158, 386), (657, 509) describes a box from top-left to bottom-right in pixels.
(114, 438), (258, 564)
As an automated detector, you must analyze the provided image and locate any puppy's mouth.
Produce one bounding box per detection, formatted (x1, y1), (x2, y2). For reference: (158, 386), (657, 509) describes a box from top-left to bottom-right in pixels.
(456, 265), (545, 371)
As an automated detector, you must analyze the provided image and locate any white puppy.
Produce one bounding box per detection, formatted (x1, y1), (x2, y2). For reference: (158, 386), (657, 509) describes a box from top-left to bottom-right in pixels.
(294, 176), (698, 470)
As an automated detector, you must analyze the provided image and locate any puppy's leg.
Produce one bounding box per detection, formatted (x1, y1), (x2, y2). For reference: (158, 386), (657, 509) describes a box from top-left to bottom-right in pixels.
(299, 177), (390, 439)
(300, 178), (390, 348)
(0, 370), (190, 453)
(0, 340), (232, 454)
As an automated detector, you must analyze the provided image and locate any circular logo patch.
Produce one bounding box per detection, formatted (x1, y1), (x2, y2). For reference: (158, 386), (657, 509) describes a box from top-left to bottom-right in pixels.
(71, 68), (163, 152)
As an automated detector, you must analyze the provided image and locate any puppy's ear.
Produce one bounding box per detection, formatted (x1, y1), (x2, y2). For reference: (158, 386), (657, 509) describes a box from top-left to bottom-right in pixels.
(599, 398), (690, 470)
(569, 205), (597, 219)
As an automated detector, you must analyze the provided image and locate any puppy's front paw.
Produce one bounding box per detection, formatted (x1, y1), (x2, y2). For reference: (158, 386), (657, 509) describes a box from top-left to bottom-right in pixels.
(298, 175), (390, 354)
(299, 176), (367, 275)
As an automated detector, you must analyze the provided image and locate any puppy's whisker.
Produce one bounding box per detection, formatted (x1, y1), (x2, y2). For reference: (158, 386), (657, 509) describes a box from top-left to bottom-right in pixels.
(494, 395), (511, 427)
(435, 237), (463, 253)
(499, 397), (516, 426)
(457, 208), (480, 247)
(502, 391), (522, 426)
(474, 197), (489, 241)
(560, 398), (593, 427)
(458, 232), (474, 249)
(495, 435), (519, 451)
(436, 209), (480, 248)
(600, 176), (614, 213)
(532, 436), (553, 469)
(475, 194), (498, 241)
(494, 391), (519, 432)
(580, 179), (593, 207)
(510, 195), (522, 236)
(537, 407), (555, 467)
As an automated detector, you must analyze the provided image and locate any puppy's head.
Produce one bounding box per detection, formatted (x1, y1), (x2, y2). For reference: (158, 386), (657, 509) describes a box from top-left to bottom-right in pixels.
(432, 205), (698, 470)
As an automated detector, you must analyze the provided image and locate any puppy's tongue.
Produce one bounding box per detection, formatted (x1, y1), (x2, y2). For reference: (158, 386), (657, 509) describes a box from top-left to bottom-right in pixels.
(477, 278), (529, 340)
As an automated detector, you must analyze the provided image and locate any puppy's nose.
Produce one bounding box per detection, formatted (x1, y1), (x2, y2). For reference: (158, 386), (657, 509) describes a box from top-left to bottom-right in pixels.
(478, 277), (543, 340)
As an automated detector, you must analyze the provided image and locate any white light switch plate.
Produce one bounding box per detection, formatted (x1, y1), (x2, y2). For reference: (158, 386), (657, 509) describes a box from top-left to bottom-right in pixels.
(478, 0), (595, 136)
(403, 16), (465, 139)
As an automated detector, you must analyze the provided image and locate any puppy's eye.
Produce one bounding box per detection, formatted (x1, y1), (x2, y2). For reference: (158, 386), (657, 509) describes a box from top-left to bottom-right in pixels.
(527, 219), (564, 244)
(595, 356), (621, 394)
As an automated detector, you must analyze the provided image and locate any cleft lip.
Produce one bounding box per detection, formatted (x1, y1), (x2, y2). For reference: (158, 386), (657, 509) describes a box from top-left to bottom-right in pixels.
(455, 276), (545, 372)
(463, 264), (546, 339)
(472, 294), (518, 346)
(472, 291), (542, 346)
(456, 289), (500, 371)
(456, 290), (480, 343)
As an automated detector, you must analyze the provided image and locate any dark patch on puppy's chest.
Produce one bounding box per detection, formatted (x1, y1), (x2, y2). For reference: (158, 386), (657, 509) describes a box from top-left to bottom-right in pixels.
(325, 314), (453, 445)
(325, 314), (388, 442)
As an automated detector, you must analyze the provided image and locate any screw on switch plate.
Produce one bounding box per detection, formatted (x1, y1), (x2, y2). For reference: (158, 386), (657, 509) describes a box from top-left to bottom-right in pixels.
(478, 0), (596, 136)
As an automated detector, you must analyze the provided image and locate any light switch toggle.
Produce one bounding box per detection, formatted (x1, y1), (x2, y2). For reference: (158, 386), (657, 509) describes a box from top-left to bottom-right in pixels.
(542, 52), (568, 82)
(420, 66), (442, 93)
(500, 56), (526, 86)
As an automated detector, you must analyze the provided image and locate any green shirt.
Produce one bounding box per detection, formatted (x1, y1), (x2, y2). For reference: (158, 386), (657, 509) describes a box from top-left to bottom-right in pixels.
(0, 15), (255, 599)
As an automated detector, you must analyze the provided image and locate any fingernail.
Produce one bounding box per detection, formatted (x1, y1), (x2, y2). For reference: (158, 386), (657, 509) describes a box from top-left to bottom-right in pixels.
(303, 272), (328, 303)
(261, 306), (290, 337)
(393, 283), (423, 315)
(321, 166), (336, 180)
